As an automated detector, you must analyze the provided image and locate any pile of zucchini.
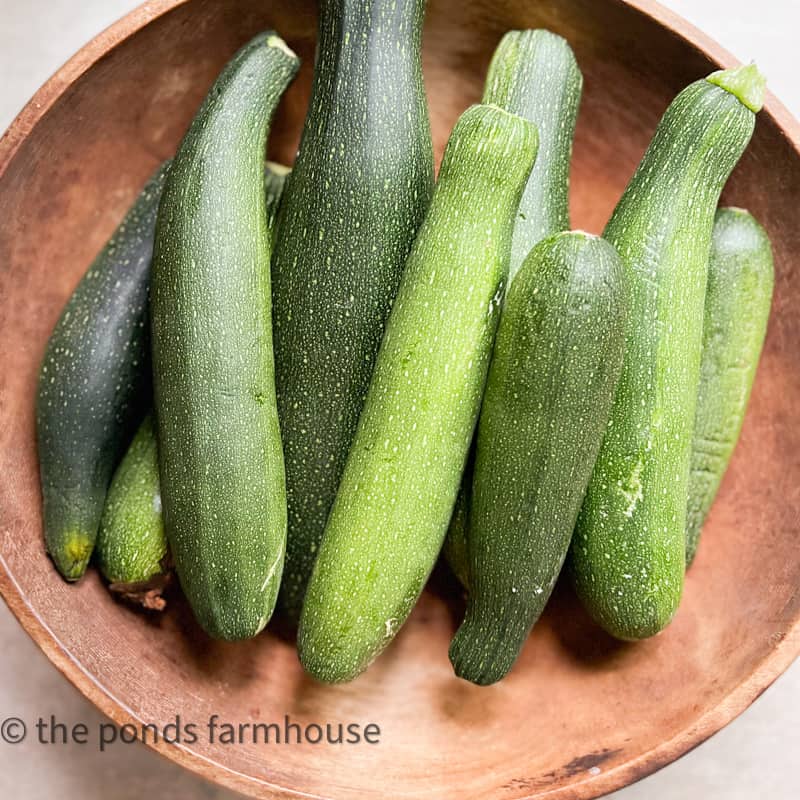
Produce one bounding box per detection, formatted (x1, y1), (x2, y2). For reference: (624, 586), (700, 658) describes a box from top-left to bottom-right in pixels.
(36, 1), (773, 686)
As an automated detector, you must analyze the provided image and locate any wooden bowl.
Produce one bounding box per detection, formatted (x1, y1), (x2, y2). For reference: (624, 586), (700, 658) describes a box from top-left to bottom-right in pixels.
(1, 0), (798, 797)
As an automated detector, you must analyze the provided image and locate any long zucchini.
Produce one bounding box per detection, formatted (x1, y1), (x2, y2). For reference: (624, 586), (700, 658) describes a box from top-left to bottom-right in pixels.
(686, 206), (773, 563)
(150, 34), (298, 640)
(450, 232), (626, 685)
(570, 64), (765, 640)
(36, 161), (170, 581)
(96, 163), (291, 608)
(96, 415), (169, 609)
(298, 104), (538, 683)
(271, 0), (434, 620)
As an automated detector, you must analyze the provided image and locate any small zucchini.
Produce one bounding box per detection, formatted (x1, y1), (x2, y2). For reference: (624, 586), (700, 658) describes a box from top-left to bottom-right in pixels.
(36, 161), (170, 581)
(265, 161), (290, 239)
(570, 64), (765, 640)
(96, 415), (169, 610)
(444, 28), (582, 587)
(271, 0), (434, 621)
(298, 104), (538, 683)
(150, 33), (298, 640)
(450, 232), (627, 685)
(686, 207), (773, 564)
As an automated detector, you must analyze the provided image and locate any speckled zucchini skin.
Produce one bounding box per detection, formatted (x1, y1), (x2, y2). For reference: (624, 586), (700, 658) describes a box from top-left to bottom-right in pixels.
(570, 67), (763, 641)
(150, 34), (298, 640)
(271, 0), (434, 621)
(36, 161), (170, 581)
(443, 29), (582, 589)
(483, 29), (582, 280)
(97, 415), (166, 585)
(450, 233), (626, 685)
(686, 207), (773, 564)
(298, 104), (538, 683)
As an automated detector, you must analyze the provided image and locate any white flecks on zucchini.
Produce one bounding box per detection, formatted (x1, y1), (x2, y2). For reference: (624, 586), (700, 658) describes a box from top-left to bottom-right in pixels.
(298, 103), (539, 683)
(570, 65), (765, 640)
(150, 33), (298, 640)
(36, 160), (170, 582)
(271, 0), (434, 621)
(450, 232), (627, 685)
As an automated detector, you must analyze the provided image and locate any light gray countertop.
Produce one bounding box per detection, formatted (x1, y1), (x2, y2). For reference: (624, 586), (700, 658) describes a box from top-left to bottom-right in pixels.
(1, 1), (798, 797)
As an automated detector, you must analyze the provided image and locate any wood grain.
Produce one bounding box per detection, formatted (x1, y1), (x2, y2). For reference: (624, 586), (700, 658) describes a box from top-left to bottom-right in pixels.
(0, 0), (798, 798)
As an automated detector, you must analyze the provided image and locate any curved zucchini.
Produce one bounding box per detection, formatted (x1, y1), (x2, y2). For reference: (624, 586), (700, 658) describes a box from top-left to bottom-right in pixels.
(686, 207), (773, 564)
(271, 0), (434, 620)
(483, 29), (582, 280)
(570, 65), (765, 640)
(298, 104), (539, 683)
(36, 161), (170, 581)
(150, 33), (298, 640)
(444, 29), (582, 587)
(450, 232), (626, 684)
(96, 415), (169, 609)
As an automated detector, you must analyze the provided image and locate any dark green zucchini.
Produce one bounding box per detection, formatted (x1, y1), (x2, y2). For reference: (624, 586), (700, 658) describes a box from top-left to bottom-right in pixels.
(298, 104), (538, 683)
(686, 207), (773, 564)
(570, 64), (765, 640)
(271, 0), (434, 621)
(150, 33), (298, 640)
(36, 161), (170, 581)
(449, 232), (626, 685)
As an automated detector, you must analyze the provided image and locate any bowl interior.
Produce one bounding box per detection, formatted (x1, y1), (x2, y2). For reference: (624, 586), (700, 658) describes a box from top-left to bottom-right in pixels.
(1, 0), (800, 798)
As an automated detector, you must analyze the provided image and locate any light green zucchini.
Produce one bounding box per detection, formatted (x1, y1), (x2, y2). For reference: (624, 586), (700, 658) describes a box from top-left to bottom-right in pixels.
(570, 64), (765, 640)
(686, 207), (773, 564)
(150, 33), (298, 640)
(271, 0), (434, 621)
(450, 232), (627, 685)
(96, 415), (169, 609)
(298, 104), (539, 683)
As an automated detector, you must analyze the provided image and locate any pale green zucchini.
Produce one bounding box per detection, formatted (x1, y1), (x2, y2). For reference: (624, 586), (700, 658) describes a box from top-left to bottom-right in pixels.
(298, 104), (538, 683)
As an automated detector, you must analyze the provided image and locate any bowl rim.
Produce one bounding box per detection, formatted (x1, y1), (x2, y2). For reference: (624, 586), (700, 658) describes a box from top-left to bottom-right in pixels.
(1, 0), (799, 798)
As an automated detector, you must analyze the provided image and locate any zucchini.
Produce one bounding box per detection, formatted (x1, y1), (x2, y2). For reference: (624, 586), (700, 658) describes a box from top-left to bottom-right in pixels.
(443, 29), (582, 588)
(96, 163), (291, 609)
(271, 0), (434, 620)
(150, 33), (298, 640)
(298, 104), (539, 683)
(570, 64), (765, 640)
(449, 232), (626, 685)
(265, 161), (290, 239)
(686, 207), (773, 564)
(36, 161), (170, 581)
(483, 29), (582, 280)
(96, 415), (169, 610)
